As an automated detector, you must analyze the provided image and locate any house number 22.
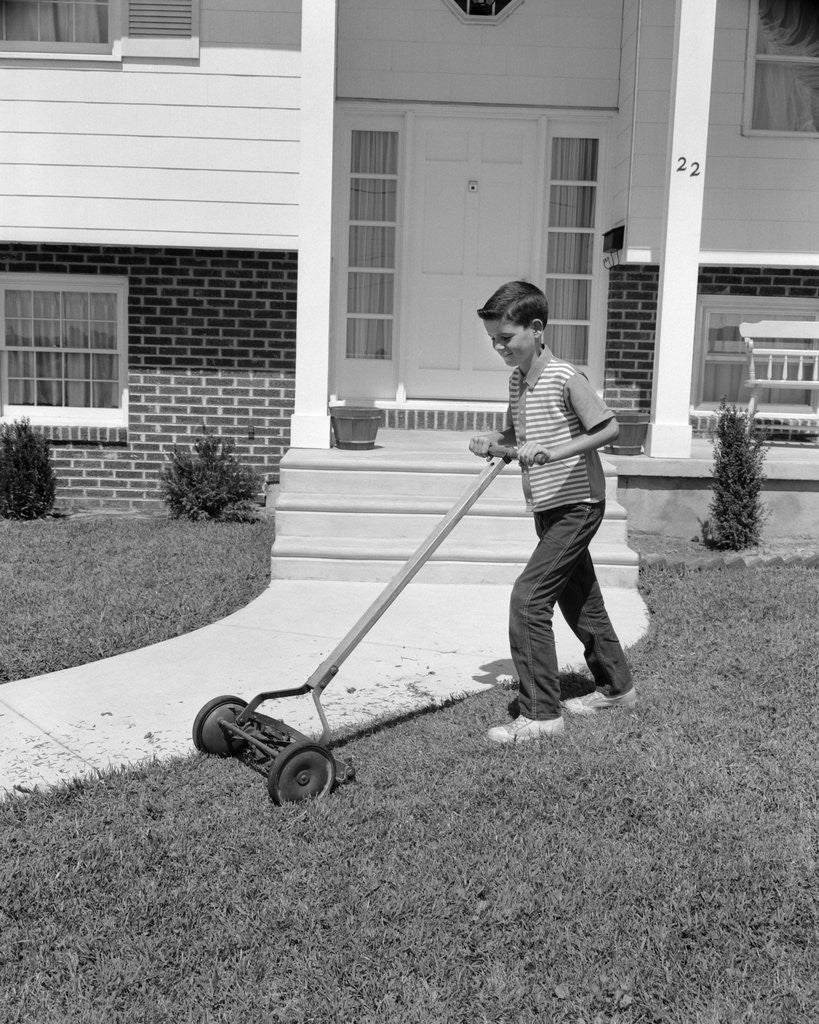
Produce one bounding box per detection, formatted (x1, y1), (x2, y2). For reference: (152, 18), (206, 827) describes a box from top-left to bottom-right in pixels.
(676, 157), (701, 177)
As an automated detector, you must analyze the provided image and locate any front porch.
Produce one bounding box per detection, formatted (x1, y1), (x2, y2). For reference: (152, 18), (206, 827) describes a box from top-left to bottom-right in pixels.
(605, 438), (819, 541)
(270, 428), (819, 585)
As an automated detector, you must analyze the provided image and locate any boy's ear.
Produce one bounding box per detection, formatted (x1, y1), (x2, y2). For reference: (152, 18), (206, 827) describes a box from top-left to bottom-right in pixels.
(531, 319), (544, 336)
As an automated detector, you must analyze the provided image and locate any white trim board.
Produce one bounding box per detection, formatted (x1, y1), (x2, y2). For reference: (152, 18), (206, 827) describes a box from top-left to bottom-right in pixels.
(626, 249), (819, 268)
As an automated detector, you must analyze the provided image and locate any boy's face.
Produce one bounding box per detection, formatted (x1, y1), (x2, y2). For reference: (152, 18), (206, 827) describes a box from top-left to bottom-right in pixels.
(483, 317), (544, 374)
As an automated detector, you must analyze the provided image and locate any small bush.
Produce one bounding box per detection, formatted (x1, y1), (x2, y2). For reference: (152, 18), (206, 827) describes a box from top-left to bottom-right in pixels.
(701, 401), (768, 551)
(159, 432), (262, 521)
(0, 418), (57, 519)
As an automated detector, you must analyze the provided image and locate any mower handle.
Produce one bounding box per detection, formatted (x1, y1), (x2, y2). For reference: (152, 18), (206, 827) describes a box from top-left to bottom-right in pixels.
(484, 443), (548, 466)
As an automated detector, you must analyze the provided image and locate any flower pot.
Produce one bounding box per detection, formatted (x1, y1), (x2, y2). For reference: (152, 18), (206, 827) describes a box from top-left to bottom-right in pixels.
(606, 412), (649, 456)
(330, 407), (383, 450)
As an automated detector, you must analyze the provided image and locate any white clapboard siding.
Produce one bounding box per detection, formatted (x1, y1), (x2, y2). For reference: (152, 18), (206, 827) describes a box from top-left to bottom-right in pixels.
(337, 0), (621, 108)
(705, 189), (819, 225)
(1, 166), (297, 206)
(0, 197), (298, 237)
(2, 134), (297, 172)
(0, 69), (299, 110)
(4, 225), (298, 248)
(117, 45), (301, 77)
(706, 155), (819, 194)
(0, 9), (300, 247)
(0, 101), (299, 142)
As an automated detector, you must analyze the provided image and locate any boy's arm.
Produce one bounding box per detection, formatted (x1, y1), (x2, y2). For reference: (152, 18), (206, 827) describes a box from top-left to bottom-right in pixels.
(516, 373), (619, 466)
(517, 416), (618, 466)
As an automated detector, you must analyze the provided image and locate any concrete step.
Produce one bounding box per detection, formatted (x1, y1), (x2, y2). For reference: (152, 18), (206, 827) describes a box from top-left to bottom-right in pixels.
(274, 495), (629, 545)
(279, 447), (621, 504)
(271, 539), (639, 586)
(270, 430), (637, 585)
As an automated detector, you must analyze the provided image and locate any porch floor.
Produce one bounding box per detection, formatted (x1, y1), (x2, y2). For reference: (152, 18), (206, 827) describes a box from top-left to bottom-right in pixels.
(341, 428), (819, 476)
(603, 437), (819, 480)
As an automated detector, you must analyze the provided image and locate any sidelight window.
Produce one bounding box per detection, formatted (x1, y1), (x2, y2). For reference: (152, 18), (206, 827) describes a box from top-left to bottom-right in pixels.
(345, 131), (399, 361)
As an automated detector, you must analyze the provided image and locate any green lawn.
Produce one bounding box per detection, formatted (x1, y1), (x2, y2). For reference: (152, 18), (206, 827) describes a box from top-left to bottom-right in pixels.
(0, 516), (276, 683)
(1, 560), (816, 1024)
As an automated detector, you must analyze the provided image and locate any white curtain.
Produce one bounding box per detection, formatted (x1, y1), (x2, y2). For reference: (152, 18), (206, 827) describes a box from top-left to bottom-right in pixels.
(35, 352), (62, 406)
(4, 287), (119, 407)
(545, 138), (597, 364)
(754, 0), (819, 132)
(3, 1), (107, 44)
(346, 131), (398, 360)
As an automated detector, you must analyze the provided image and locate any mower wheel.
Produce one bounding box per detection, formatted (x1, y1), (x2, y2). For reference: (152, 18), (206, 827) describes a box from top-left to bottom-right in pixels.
(192, 695), (248, 756)
(267, 742), (336, 805)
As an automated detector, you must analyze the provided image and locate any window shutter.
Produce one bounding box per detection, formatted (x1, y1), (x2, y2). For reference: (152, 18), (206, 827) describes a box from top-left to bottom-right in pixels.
(122, 0), (200, 58)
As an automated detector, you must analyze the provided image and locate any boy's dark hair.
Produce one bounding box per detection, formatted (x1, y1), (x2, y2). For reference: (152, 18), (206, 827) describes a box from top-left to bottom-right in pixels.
(477, 280), (549, 327)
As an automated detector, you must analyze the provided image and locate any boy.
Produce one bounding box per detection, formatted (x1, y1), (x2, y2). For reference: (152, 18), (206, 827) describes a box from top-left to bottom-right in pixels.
(469, 280), (635, 743)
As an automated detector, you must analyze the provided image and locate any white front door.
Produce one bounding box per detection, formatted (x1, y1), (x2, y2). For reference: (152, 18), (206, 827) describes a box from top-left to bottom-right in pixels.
(333, 109), (608, 405)
(402, 115), (540, 400)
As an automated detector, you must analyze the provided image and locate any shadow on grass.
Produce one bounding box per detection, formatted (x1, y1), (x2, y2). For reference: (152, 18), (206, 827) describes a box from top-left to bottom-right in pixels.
(327, 665), (596, 750)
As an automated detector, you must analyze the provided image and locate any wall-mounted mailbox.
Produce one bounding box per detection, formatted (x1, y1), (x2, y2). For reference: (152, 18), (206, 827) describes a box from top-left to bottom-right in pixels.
(602, 225), (625, 253)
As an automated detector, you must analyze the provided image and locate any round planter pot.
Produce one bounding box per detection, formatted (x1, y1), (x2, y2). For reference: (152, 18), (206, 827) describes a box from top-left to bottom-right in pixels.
(330, 407), (383, 450)
(606, 413), (649, 456)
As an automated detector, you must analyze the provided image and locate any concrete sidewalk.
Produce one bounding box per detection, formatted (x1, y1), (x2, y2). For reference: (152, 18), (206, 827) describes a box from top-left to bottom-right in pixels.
(0, 580), (649, 797)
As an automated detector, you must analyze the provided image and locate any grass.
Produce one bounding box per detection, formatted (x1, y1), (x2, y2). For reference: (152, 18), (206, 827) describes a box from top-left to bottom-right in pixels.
(1, 562), (817, 1023)
(0, 515), (276, 683)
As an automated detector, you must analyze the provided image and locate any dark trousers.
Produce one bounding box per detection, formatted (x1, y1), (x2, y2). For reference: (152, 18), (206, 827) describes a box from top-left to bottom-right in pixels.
(509, 501), (632, 720)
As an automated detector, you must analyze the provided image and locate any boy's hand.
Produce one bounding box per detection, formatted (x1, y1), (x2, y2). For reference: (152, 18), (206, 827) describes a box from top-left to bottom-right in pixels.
(469, 436), (494, 458)
(516, 441), (551, 467)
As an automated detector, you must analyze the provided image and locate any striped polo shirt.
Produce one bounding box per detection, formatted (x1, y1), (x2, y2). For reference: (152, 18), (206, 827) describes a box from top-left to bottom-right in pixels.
(507, 350), (613, 512)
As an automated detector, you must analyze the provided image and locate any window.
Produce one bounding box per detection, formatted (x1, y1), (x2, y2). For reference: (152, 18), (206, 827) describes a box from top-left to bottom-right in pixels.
(748, 0), (819, 133)
(443, 0), (523, 24)
(0, 275), (128, 427)
(345, 131), (399, 361)
(545, 137), (599, 366)
(0, 0), (199, 58)
(694, 295), (819, 414)
(0, 0), (111, 52)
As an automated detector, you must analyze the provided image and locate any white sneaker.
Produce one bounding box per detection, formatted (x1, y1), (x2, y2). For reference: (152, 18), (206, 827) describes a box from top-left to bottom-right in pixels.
(561, 689), (637, 715)
(486, 715), (564, 744)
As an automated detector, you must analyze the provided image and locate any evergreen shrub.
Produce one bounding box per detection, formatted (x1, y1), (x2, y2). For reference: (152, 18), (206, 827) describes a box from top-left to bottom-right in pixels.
(0, 419), (57, 519)
(700, 401), (768, 551)
(160, 433), (262, 522)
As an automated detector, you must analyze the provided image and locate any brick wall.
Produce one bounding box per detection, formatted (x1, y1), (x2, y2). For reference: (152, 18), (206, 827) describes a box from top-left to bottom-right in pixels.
(604, 264), (819, 424)
(0, 244), (297, 511)
(603, 264), (658, 412)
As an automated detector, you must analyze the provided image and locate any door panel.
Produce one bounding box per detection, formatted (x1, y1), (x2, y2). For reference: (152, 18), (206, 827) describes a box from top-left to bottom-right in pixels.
(418, 294), (462, 371)
(422, 172), (468, 276)
(404, 116), (538, 400)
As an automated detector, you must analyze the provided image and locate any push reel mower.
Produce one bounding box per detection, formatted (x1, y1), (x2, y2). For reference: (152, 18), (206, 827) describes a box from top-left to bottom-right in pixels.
(192, 444), (522, 804)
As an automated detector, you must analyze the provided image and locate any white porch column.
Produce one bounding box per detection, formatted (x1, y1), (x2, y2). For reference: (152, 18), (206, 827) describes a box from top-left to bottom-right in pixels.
(289, 0), (337, 449)
(645, 0), (717, 458)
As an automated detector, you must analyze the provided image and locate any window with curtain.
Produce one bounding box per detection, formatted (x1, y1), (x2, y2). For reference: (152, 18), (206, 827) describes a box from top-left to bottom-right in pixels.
(695, 296), (819, 412)
(345, 131), (399, 361)
(0, 0), (109, 48)
(1, 277), (126, 422)
(545, 137), (598, 366)
(750, 0), (819, 132)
